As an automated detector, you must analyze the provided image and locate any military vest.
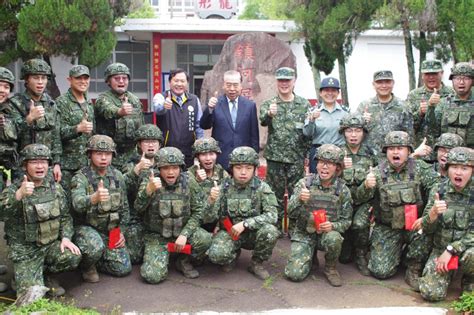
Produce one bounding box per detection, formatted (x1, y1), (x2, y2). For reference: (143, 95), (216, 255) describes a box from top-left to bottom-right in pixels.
(441, 96), (474, 147)
(377, 158), (424, 229)
(144, 173), (191, 238)
(23, 178), (61, 246)
(221, 177), (261, 221)
(0, 105), (19, 169)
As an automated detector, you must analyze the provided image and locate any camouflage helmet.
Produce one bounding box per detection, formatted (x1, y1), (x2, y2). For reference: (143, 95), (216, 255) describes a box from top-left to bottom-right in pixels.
(0, 67), (15, 89)
(156, 147), (185, 168)
(229, 146), (259, 166)
(135, 124), (164, 143)
(20, 144), (51, 164)
(21, 59), (51, 80)
(446, 147), (474, 167)
(339, 113), (367, 133)
(192, 137), (221, 156)
(449, 62), (474, 80)
(87, 135), (116, 155)
(382, 131), (414, 153)
(434, 133), (464, 151)
(104, 63), (130, 82)
(315, 144), (344, 167)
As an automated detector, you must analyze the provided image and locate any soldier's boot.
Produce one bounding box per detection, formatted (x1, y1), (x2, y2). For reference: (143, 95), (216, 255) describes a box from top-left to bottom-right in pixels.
(405, 263), (422, 292)
(44, 276), (65, 297)
(247, 259), (270, 280)
(222, 249), (241, 273)
(82, 266), (100, 283)
(324, 262), (342, 287)
(176, 256), (199, 279)
(338, 239), (353, 264)
(462, 275), (474, 293)
(355, 249), (370, 276)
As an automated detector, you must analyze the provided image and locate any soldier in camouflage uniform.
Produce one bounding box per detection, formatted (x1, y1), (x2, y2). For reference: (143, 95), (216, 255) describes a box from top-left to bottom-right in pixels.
(56, 65), (95, 193)
(94, 63), (144, 169)
(207, 147), (279, 280)
(122, 124), (163, 264)
(432, 133), (464, 178)
(356, 70), (414, 155)
(71, 135), (131, 283)
(406, 60), (454, 157)
(426, 62), (474, 148)
(337, 114), (377, 275)
(357, 131), (439, 290)
(188, 137), (230, 232)
(134, 147), (211, 283)
(285, 144), (352, 286)
(260, 67), (312, 227)
(9, 59), (62, 182)
(0, 144), (81, 300)
(419, 146), (474, 301)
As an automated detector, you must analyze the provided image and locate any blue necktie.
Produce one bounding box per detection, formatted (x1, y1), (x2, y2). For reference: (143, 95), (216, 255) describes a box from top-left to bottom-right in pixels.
(176, 95), (183, 106)
(230, 100), (237, 128)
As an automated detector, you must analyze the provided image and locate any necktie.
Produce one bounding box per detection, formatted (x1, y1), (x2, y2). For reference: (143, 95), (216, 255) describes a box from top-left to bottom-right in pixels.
(176, 95), (183, 106)
(230, 100), (237, 128)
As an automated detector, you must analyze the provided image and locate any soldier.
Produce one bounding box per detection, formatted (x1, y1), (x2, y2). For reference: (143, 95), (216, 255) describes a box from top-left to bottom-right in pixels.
(9, 59), (62, 182)
(358, 131), (439, 290)
(356, 70), (414, 155)
(71, 135), (131, 283)
(122, 124), (163, 264)
(134, 147), (211, 283)
(432, 133), (464, 178)
(188, 137), (230, 232)
(419, 147), (474, 301)
(0, 144), (81, 301)
(56, 65), (94, 192)
(285, 144), (352, 286)
(260, 67), (312, 229)
(337, 114), (377, 275)
(427, 62), (473, 148)
(95, 63), (145, 169)
(207, 147), (279, 280)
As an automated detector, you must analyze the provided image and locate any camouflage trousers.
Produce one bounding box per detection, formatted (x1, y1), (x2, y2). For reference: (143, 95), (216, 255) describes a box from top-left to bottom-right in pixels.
(140, 228), (211, 284)
(285, 230), (343, 282)
(74, 226), (132, 277)
(208, 223), (279, 266)
(266, 160), (304, 222)
(419, 247), (474, 301)
(124, 221), (144, 265)
(368, 223), (431, 279)
(8, 240), (81, 295)
(340, 203), (371, 262)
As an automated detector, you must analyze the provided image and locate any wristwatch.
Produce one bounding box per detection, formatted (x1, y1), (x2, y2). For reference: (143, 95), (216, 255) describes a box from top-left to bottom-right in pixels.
(243, 221), (249, 229)
(446, 245), (455, 255)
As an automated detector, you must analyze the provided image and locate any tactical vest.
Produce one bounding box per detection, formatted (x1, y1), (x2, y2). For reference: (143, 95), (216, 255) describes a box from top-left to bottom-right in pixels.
(433, 180), (474, 250)
(144, 173), (191, 238)
(80, 167), (122, 232)
(378, 159), (424, 229)
(0, 116), (18, 169)
(23, 178), (61, 245)
(441, 97), (474, 147)
(221, 177), (261, 221)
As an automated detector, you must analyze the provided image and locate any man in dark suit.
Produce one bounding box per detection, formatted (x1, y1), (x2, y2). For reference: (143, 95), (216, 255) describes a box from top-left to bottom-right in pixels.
(200, 70), (259, 170)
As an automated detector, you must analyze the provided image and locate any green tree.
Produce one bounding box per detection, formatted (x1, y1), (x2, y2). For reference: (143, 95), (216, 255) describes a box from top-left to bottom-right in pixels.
(239, 0), (292, 20)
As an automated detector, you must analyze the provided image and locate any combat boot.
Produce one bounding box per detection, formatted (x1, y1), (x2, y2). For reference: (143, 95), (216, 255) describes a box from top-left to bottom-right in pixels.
(222, 249), (241, 272)
(44, 276), (65, 297)
(247, 259), (270, 280)
(405, 263), (422, 292)
(176, 256), (199, 279)
(462, 275), (474, 293)
(355, 249), (370, 276)
(324, 263), (342, 287)
(82, 266), (100, 283)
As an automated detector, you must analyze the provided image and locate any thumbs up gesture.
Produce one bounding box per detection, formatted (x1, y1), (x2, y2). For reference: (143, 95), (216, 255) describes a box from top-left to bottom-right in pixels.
(146, 169), (162, 196)
(194, 159), (207, 182)
(413, 137), (433, 158)
(419, 96), (428, 115)
(363, 104), (371, 123)
(209, 180), (220, 204)
(76, 117), (93, 134)
(299, 180), (310, 202)
(26, 100), (45, 124)
(343, 151), (353, 169)
(268, 101), (278, 117)
(429, 88), (440, 106)
(208, 91), (218, 109)
(365, 167), (376, 189)
(0, 114), (6, 128)
(91, 179), (110, 205)
(16, 175), (35, 200)
(432, 192), (447, 216)
(309, 107), (321, 121)
(119, 95), (133, 116)
(134, 152), (152, 175)
(164, 91), (173, 110)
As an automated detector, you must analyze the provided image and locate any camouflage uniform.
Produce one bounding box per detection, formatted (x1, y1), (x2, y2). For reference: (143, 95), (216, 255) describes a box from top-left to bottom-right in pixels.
(260, 67), (312, 222)
(208, 147), (279, 278)
(0, 144), (80, 295)
(94, 63), (144, 169)
(356, 131), (439, 285)
(426, 62), (474, 148)
(432, 133), (464, 179)
(419, 147), (474, 301)
(134, 147), (211, 283)
(56, 65), (95, 193)
(285, 144), (352, 285)
(71, 135), (131, 278)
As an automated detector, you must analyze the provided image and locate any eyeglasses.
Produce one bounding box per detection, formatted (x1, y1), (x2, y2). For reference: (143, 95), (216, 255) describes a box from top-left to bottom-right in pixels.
(453, 76), (472, 82)
(111, 75), (129, 82)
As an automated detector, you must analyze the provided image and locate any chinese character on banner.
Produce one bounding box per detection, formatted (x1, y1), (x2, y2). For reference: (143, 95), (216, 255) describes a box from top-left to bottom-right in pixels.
(234, 44), (244, 59)
(241, 68), (253, 84)
(199, 0), (211, 8)
(244, 44), (254, 61)
(219, 0), (233, 9)
(241, 88), (253, 100)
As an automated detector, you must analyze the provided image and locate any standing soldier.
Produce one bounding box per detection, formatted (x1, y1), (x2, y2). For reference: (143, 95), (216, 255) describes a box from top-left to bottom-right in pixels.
(9, 59), (62, 182)
(260, 67), (312, 229)
(207, 147), (279, 280)
(432, 133), (464, 178)
(56, 65), (94, 192)
(418, 147), (474, 301)
(134, 147), (211, 283)
(188, 137), (230, 231)
(285, 144), (352, 286)
(71, 135), (131, 283)
(337, 114), (377, 275)
(0, 144), (81, 302)
(95, 63), (144, 169)
(358, 131), (439, 290)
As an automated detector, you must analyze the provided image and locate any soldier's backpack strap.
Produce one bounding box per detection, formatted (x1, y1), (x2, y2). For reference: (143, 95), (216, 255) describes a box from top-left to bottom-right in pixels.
(335, 178), (342, 197)
(305, 174), (315, 188)
(408, 158), (415, 182)
(180, 172), (189, 194)
(438, 179), (446, 200)
(379, 160), (388, 184)
(49, 176), (56, 195)
(107, 168), (119, 190)
(221, 177), (231, 218)
(83, 166), (98, 191)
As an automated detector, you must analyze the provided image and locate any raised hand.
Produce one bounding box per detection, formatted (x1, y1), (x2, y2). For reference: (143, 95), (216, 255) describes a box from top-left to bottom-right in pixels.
(195, 160), (207, 182)
(119, 95), (133, 116)
(208, 91), (218, 109)
(429, 88), (440, 106)
(363, 104), (371, 123)
(164, 91), (173, 110)
(146, 169), (162, 196)
(16, 175), (34, 200)
(365, 167), (376, 189)
(299, 180), (310, 202)
(209, 180), (220, 204)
